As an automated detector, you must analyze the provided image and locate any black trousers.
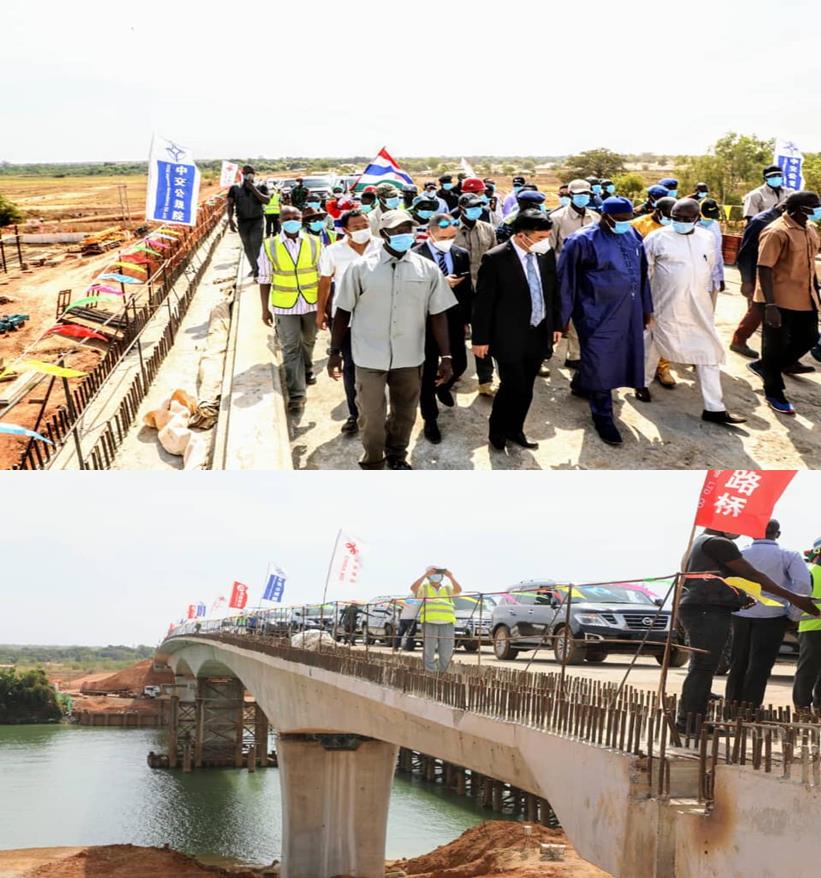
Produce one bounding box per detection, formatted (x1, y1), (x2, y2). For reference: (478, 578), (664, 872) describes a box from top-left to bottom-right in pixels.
(489, 328), (546, 439)
(265, 213), (280, 236)
(420, 309), (468, 423)
(725, 615), (788, 708)
(793, 630), (821, 709)
(395, 619), (418, 650)
(237, 217), (264, 278)
(677, 605), (733, 725)
(759, 305), (819, 398)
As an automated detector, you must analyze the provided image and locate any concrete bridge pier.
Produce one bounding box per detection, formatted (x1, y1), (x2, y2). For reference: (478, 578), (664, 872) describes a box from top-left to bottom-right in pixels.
(277, 733), (398, 878)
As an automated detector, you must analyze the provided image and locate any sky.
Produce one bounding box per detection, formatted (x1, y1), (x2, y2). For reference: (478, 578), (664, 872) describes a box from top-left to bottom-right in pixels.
(1, 470), (818, 646)
(2, 1), (821, 163)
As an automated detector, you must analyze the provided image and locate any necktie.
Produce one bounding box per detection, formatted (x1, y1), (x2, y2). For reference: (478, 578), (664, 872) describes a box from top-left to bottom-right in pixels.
(435, 249), (449, 275)
(525, 253), (545, 326)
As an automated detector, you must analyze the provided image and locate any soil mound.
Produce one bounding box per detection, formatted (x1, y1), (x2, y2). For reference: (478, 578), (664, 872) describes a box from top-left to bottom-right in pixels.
(79, 660), (173, 695)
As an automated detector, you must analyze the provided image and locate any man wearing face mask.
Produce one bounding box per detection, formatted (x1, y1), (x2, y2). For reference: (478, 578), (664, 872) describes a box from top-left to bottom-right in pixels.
(302, 207), (337, 247)
(484, 180), (504, 225)
(227, 165), (270, 281)
(549, 179), (601, 370)
(643, 198), (746, 426)
(454, 178), (489, 220)
(472, 209), (561, 452)
(368, 182), (407, 234)
(359, 187), (378, 217)
(634, 184), (670, 218)
(586, 177), (604, 210)
(290, 177), (308, 210)
(601, 179), (616, 198)
(698, 199), (725, 307)
(496, 188), (546, 244)
(319, 209), (382, 435)
(330, 211), (456, 469)
(632, 195), (675, 239)
(423, 182), (448, 213)
(455, 194), (499, 397)
(409, 194), (440, 242)
(503, 175), (526, 217)
(437, 174), (459, 211)
(257, 206), (322, 413)
(748, 190), (821, 415)
(402, 184), (418, 210)
(551, 184), (571, 213)
(659, 177), (679, 199)
(559, 197), (653, 445)
(688, 182), (710, 202)
(413, 214), (472, 443)
(411, 567), (463, 673)
(744, 165), (790, 222)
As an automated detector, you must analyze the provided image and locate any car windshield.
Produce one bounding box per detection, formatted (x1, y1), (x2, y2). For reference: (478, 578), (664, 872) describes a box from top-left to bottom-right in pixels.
(301, 177), (332, 188)
(572, 585), (655, 604)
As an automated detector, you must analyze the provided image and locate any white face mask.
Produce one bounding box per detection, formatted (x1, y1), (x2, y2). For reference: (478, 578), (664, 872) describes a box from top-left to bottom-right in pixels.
(526, 236), (552, 254)
(430, 237), (455, 253)
(350, 228), (372, 244)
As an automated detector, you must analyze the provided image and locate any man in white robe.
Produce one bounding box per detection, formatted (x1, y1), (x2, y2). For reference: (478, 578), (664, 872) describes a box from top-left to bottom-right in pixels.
(643, 198), (746, 427)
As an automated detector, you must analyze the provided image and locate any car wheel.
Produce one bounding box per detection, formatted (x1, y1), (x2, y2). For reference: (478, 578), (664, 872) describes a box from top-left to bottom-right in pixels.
(585, 648), (608, 663)
(553, 627), (586, 665)
(463, 641), (480, 653)
(363, 625), (375, 646)
(493, 626), (518, 661)
(659, 648), (690, 668)
(382, 624), (393, 645)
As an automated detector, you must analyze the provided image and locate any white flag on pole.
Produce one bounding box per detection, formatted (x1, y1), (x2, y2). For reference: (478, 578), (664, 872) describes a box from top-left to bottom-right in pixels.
(145, 134), (201, 226)
(219, 160), (240, 189)
(328, 531), (365, 588)
(459, 157), (476, 177)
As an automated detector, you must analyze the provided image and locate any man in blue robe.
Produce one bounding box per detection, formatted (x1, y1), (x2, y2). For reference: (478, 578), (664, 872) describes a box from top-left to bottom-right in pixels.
(558, 196), (653, 446)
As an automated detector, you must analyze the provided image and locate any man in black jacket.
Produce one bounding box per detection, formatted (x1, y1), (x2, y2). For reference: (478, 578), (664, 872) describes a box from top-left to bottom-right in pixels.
(471, 209), (560, 452)
(413, 214), (472, 444)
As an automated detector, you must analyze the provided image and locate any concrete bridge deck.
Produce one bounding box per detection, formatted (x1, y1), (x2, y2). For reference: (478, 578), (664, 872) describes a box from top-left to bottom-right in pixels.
(158, 631), (821, 878)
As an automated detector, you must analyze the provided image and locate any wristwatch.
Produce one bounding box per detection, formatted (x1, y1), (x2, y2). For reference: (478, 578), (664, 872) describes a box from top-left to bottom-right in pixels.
(441, 355), (453, 360)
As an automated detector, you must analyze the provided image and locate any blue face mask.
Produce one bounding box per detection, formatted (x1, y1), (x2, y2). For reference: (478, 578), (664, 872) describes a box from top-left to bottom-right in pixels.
(672, 220), (696, 235)
(384, 197), (401, 209)
(807, 206), (821, 222)
(463, 206), (483, 221)
(416, 209), (434, 220)
(308, 220), (325, 232)
(559, 196), (571, 207)
(591, 185), (602, 194)
(442, 182), (454, 191)
(306, 202), (321, 211)
(572, 194), (590, 209)
(360, 203), (373, 214)
(513, 185), (522, 194)
(428, 574), (444, 583)
(281, 219), (302, 234)
(605, 184), (615, 194)
(766, 175), (784, 189)
(696, 191), (708, 200)
(610, 219), (633, 235)
(386, 232), (415, 253)
(659, 215), (672, 226)
(666, 189), (678, 198)
(698, 218), (715, 227)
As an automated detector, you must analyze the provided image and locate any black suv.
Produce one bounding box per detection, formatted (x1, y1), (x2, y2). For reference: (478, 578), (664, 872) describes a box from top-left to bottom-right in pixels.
(491, 580), (686, 666)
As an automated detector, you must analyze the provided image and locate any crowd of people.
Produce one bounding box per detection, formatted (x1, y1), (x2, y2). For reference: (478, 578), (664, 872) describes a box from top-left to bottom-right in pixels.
(226, 165), (821, 469)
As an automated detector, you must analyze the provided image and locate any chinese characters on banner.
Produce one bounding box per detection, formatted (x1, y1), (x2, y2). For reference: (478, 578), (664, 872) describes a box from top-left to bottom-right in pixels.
(329, 531), (365, 587)
(229, 581), (249, 610)
(186, 604), (197, 619)
(263, 567), (287, 603)
(195, 602), (206, 618)
(694, 470), (796, 539)
(145, 135), (201, 226)
(219, 160), (241, 188)
(774, 139), (804, 191)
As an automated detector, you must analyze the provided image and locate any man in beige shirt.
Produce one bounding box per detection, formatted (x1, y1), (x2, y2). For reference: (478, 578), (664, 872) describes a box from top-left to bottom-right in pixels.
(743, 165), (790, 221)
(750, 190), (821, 415)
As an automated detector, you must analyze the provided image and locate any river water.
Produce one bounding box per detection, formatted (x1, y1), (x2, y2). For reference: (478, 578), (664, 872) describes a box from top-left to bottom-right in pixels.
(0, 724), (493, 864)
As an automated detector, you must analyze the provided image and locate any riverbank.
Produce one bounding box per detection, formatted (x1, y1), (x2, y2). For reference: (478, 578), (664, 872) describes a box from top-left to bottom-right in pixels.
(0, 823), (613, 878)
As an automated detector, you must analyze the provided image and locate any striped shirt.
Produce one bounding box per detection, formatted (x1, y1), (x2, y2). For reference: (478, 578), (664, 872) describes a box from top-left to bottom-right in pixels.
(257, 233), (319, 316)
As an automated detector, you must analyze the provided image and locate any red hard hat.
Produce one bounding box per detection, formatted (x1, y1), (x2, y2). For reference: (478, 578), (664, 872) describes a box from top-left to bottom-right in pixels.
(461, 177), (485, 193)
(362, 185), (376, 193)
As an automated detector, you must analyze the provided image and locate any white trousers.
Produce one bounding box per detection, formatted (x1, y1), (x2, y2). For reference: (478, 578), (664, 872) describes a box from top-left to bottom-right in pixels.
(644, 336), (724, 412)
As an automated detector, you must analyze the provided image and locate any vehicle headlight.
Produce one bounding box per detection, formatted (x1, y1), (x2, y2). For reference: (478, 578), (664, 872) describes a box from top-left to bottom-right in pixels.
(575, 613), (612, 626)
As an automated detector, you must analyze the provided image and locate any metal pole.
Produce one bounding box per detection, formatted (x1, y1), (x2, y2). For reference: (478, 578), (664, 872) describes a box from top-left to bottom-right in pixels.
(321, 529), (342, 606)
(558, 584), (574, 700)
(0, 234), (7, 273)
(14, 225), (23, 268)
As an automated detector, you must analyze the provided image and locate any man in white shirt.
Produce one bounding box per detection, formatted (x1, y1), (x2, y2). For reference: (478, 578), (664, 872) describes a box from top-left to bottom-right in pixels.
(317, 210), (382, 434)
(643, 198), (746, 427)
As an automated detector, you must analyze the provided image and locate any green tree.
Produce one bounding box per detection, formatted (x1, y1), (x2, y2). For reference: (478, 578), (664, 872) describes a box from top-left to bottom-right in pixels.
(562, 148), (626, 180)
(613, 173), (646, 201)
(0, 194), (23, 227)
(801, 153), (821, 193)
(0, 668), (63, 724)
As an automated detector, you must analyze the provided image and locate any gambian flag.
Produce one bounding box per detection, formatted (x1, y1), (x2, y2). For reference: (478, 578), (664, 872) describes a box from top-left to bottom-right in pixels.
(354, 147), (414, 192)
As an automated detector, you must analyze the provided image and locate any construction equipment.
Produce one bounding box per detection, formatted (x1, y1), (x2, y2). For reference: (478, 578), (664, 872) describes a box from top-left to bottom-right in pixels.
(80, 225), (129, 255)
(0, 314), (29, 334)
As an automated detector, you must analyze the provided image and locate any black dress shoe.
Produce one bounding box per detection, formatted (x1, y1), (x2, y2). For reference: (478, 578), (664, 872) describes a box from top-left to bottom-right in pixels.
(489, 433), (507, 451)
(702, 410), (747, 425)
(635, 387), (652, 403)
(506, 432), (539, 449)
(306, 372), (317, 385)
(564, 358), (581, 370)
(812, 344), (821, 363)
(730, 342), (759, 359)
(424, 420), (442, 444)
(340, 416), (358, 435)
(783, 361), (815, 375)
(746, 360), (765, 380)
(387, 457), (412, 470)
(593, 416), (623, 445)
(435, 387), (455, 407)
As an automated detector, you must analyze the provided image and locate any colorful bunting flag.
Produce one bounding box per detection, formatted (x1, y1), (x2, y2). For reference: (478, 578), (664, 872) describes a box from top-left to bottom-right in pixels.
(65, 295), (123, 311)
(44, 325), (108, 342)
(86, 284), (124, 296)
(0, 423), (53, 444)
(97, 273), (143, 284)
(3, 360), (88, 380)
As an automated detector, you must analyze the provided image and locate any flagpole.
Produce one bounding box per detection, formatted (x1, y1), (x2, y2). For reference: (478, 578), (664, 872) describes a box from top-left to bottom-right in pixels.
(258, 562), (271, 610)
(322, 529), (343, 606)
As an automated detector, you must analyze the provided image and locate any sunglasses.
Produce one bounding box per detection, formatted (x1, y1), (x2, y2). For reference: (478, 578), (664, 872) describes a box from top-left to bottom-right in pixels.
(436, 219), (460, 228)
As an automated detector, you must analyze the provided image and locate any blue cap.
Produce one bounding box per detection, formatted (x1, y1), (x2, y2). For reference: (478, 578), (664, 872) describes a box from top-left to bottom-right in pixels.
(659, 178), (679, 188)
(518, 190), (546, 204)
(648, 185), (669, 198)
(601, 196), (634, 215)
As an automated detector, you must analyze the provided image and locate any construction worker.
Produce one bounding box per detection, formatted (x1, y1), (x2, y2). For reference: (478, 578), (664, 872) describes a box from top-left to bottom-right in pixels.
(793, 538), (821, 711)
(411, 567), (463, 672)
(264, 186), (281, 237)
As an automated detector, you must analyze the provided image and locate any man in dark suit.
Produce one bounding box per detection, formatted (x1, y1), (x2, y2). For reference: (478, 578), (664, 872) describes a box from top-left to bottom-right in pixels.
(413, 214), (472, 443)
(472, 209), (560, 452)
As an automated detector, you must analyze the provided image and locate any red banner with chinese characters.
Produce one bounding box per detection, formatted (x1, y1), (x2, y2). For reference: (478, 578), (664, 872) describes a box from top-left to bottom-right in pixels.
(229, 581), (249, 610)
(694, 470), (796, 538)
(186, 604), (197, 619)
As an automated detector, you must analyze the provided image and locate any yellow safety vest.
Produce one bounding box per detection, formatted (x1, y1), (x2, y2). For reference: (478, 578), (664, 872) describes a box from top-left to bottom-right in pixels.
(417, 581), (456, 625)
(263, 235), (320, 309)
(799, 565), (821, 633)
(264, 192), (281, 214)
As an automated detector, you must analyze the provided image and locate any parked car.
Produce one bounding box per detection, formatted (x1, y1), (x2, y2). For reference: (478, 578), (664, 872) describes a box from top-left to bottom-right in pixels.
(362, 597), (403, 645)
(299, 175), (335, 201)
(491, 580), (686, 666)
(143, 685), (161, 698)
(453, 595), (497, 651)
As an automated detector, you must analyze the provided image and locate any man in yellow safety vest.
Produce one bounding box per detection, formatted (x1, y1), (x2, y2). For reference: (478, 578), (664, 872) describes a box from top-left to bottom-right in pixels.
(794, 538), (821, 711)
(258, 205), (323, 413)
(411, 566), (463, 672)
(264, 187), (281, 237)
